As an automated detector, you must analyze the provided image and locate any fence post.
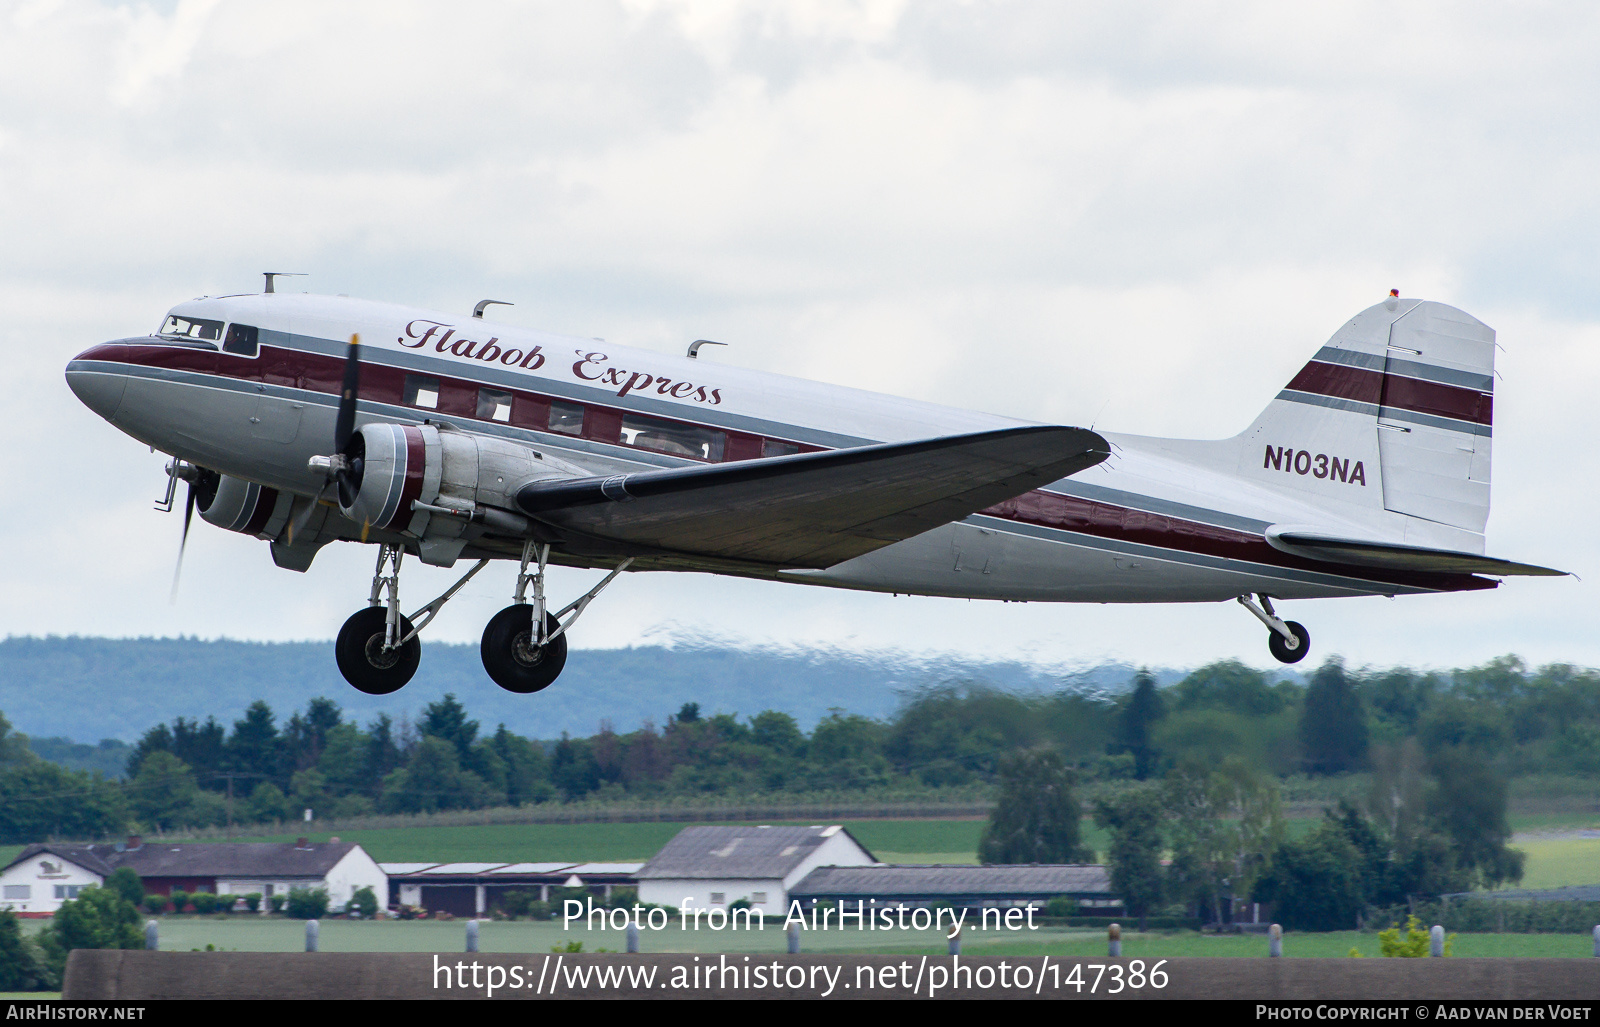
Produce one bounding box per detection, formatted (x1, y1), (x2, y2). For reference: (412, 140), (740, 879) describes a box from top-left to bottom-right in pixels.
(305, 919), (319, 952)
(948, 927), (961, 956)
(144, 920), (158, 951)
(787, 923), (801, 954)
(1108, 923), (1121, 958)
(627, 922), (639, 954)
(1430, 925), (1444, 957)
(1268, 923), (1282, 957)
(466, 919), (479, 953)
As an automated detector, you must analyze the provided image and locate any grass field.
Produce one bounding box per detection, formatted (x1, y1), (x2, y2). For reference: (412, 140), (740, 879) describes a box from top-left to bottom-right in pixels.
(14, 916), (1597, 957)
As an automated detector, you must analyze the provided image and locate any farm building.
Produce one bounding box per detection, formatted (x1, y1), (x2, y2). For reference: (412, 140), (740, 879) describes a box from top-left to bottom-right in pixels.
(635, 825), (877, 918)
(788, 863), (1118, 914)
(382, 862), (644, 917)
(0, 836), (385, 915)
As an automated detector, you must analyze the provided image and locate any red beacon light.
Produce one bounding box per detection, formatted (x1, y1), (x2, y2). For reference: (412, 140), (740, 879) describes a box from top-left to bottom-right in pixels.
(1385, 288), (1400, 311)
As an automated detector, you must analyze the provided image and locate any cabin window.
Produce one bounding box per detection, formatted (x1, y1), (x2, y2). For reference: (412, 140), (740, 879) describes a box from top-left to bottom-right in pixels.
(621, 413), (725, 461)
(548, 400), (585, 435)
(761, 440), (800, 458)
(3, 885), (29, 899)
(223, 323), (259, 357)
(404, 374), (440, 410)
(159, 315), (224, 342)
(476, 388), (513, 423)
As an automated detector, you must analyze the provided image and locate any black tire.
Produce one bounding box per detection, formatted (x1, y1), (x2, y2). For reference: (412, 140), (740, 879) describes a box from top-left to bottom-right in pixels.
(481, 605), (568, 693)
(335, 606), (420, 694)
(1268, 620), (1311, 664)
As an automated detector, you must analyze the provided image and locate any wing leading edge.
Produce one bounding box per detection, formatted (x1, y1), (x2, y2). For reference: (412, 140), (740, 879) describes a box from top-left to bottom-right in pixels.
(516, 425), (1111, 569)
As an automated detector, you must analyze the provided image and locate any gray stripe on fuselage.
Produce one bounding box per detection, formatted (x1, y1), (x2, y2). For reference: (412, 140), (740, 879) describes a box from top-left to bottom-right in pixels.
(963, 514), (1441, 596)
(1276, 389), (1493, 437)
(1311, 346), (1493, 392)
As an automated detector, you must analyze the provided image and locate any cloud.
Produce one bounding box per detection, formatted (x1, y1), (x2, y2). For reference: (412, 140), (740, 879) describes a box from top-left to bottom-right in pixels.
(1, 1), (1596, 677)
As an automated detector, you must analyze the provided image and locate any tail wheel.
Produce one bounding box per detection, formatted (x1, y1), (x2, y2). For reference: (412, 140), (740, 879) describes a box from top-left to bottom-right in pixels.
(1268, 621), (1311, 664)
(481, 605), (568, 693)
(335, 606), (420, 694)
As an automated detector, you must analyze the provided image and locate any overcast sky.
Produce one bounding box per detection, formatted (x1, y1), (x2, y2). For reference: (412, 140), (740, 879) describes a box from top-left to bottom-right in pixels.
(1, 0), (1596, 678)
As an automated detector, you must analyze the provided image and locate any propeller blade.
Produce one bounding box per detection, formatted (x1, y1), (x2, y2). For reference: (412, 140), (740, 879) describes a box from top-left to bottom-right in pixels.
(333, 333), (361, 452)
(170, 481), (196, 602)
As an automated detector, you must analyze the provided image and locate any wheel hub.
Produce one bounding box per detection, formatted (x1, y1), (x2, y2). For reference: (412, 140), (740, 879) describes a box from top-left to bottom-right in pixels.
(363, 634), (403, 670)
(511, 629), (547, 668)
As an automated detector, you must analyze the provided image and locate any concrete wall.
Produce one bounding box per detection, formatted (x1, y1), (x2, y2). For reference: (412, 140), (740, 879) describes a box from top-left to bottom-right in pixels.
(65, 951), (1600, 1000)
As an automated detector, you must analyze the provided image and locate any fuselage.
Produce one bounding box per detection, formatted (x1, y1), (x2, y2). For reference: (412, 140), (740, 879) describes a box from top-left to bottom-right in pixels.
(66, 292), (1493, 604)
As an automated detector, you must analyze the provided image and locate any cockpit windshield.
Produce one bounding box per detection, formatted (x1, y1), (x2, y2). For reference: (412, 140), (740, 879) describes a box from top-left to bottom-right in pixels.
(159, 315), (225, 342)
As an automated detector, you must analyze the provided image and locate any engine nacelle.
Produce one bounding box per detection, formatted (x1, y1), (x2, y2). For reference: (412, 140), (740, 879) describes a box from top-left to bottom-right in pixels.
(198, 474), (294, 539)
(338, 423), (582, 562)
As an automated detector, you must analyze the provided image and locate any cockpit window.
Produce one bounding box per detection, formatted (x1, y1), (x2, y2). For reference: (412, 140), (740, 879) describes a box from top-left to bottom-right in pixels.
(159, 315), (224, 341)
(222, 323), (259, 357)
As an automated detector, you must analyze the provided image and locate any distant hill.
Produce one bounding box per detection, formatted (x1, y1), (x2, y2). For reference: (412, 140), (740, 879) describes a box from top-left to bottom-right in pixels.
(0, 636), (1191, 753)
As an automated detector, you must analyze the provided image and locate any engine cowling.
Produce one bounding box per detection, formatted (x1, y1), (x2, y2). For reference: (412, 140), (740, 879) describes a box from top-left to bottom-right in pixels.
(338, 423), (581, 559)
(198, 474), (294, 539)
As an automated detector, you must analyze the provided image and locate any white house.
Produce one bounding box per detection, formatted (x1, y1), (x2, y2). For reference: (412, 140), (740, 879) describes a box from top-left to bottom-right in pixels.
(0, 837), (386, 915)
(0, 845), (113, 916)
(636, 825), (877, 919)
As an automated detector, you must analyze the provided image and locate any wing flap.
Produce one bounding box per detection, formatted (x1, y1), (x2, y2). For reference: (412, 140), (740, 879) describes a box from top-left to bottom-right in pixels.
(1266, 527), (1567, 577)
(517, 425), (1110, 569)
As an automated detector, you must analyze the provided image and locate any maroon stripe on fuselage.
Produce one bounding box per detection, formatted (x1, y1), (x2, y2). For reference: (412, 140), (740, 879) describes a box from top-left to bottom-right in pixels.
(391, 426), (426, 531)
(101, 342), (1497, 595)
(242, 487), (279, 537)
(984, 493), (1494, 594)
(1284, 360), (1492, 426)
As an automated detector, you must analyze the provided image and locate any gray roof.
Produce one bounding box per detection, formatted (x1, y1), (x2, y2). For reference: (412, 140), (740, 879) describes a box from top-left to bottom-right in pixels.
(83, 841), (359, 879)
(4, 843), (116, 878)
(637, 825), (875, 880)
(790, 864), (1113, 899)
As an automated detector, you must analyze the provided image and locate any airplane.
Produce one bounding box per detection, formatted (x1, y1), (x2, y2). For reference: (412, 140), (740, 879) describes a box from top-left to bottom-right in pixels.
(65, 278), (1564, 696)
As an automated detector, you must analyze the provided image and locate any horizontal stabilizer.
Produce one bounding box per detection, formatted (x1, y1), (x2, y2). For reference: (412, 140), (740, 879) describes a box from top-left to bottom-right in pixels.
(517, 425), (1110, 569)
(1266, 528), (1567, 577)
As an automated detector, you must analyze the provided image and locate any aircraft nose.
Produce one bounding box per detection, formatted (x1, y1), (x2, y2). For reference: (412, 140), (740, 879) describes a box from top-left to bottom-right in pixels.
(65, 343), (130, 423)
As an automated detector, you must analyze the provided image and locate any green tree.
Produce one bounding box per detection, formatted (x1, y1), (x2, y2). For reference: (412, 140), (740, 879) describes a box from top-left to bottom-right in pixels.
(105, 867), (144, 907)
(127, 751), (203, 831)
(285, 887), (329, 919)
(979, 751), (1091, 865)
(1093, 786), (1165, 926)
(1252, 821), (1364, 931)
(1164, 758), (1284, 925)
(1426, 746), (1524, 889)
(750, 711), (805, 756)
(38, 886), (143, 978)
(0, 711), (35, 768)
(347, 885), (378, 918)
(1114, 670), (1165, 779)
(1300, 658), (1368, 774)
(0, 909), (54, 991)
(227, 701), (282, 782)
(380, 736), (493, 813)
(244, 781), (289, 824)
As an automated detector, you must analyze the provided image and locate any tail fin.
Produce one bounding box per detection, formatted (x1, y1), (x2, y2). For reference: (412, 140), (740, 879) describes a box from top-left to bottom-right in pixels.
(1237, 297), (1494, 538)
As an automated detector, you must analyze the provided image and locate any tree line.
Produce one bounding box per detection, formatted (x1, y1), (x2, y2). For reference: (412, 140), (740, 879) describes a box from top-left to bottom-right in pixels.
(2, 654), (1595, 854)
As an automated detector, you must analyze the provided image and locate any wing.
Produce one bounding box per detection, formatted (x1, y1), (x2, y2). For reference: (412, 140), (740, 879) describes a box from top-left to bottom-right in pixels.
(517, 425), (1110, 569)
(1266, 528), (1567, 577)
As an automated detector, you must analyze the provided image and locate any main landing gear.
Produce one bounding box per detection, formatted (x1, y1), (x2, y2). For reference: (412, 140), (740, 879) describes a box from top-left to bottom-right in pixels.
(1237, 593), (1310, 665)
(333, 542), (632, 695)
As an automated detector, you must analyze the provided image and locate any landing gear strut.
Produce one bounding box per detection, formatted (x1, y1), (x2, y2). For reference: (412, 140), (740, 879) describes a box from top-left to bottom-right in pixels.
(480, 542), (633, 693)
(1237, 593), (1310, 665)
(334, 545), (489, 694)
